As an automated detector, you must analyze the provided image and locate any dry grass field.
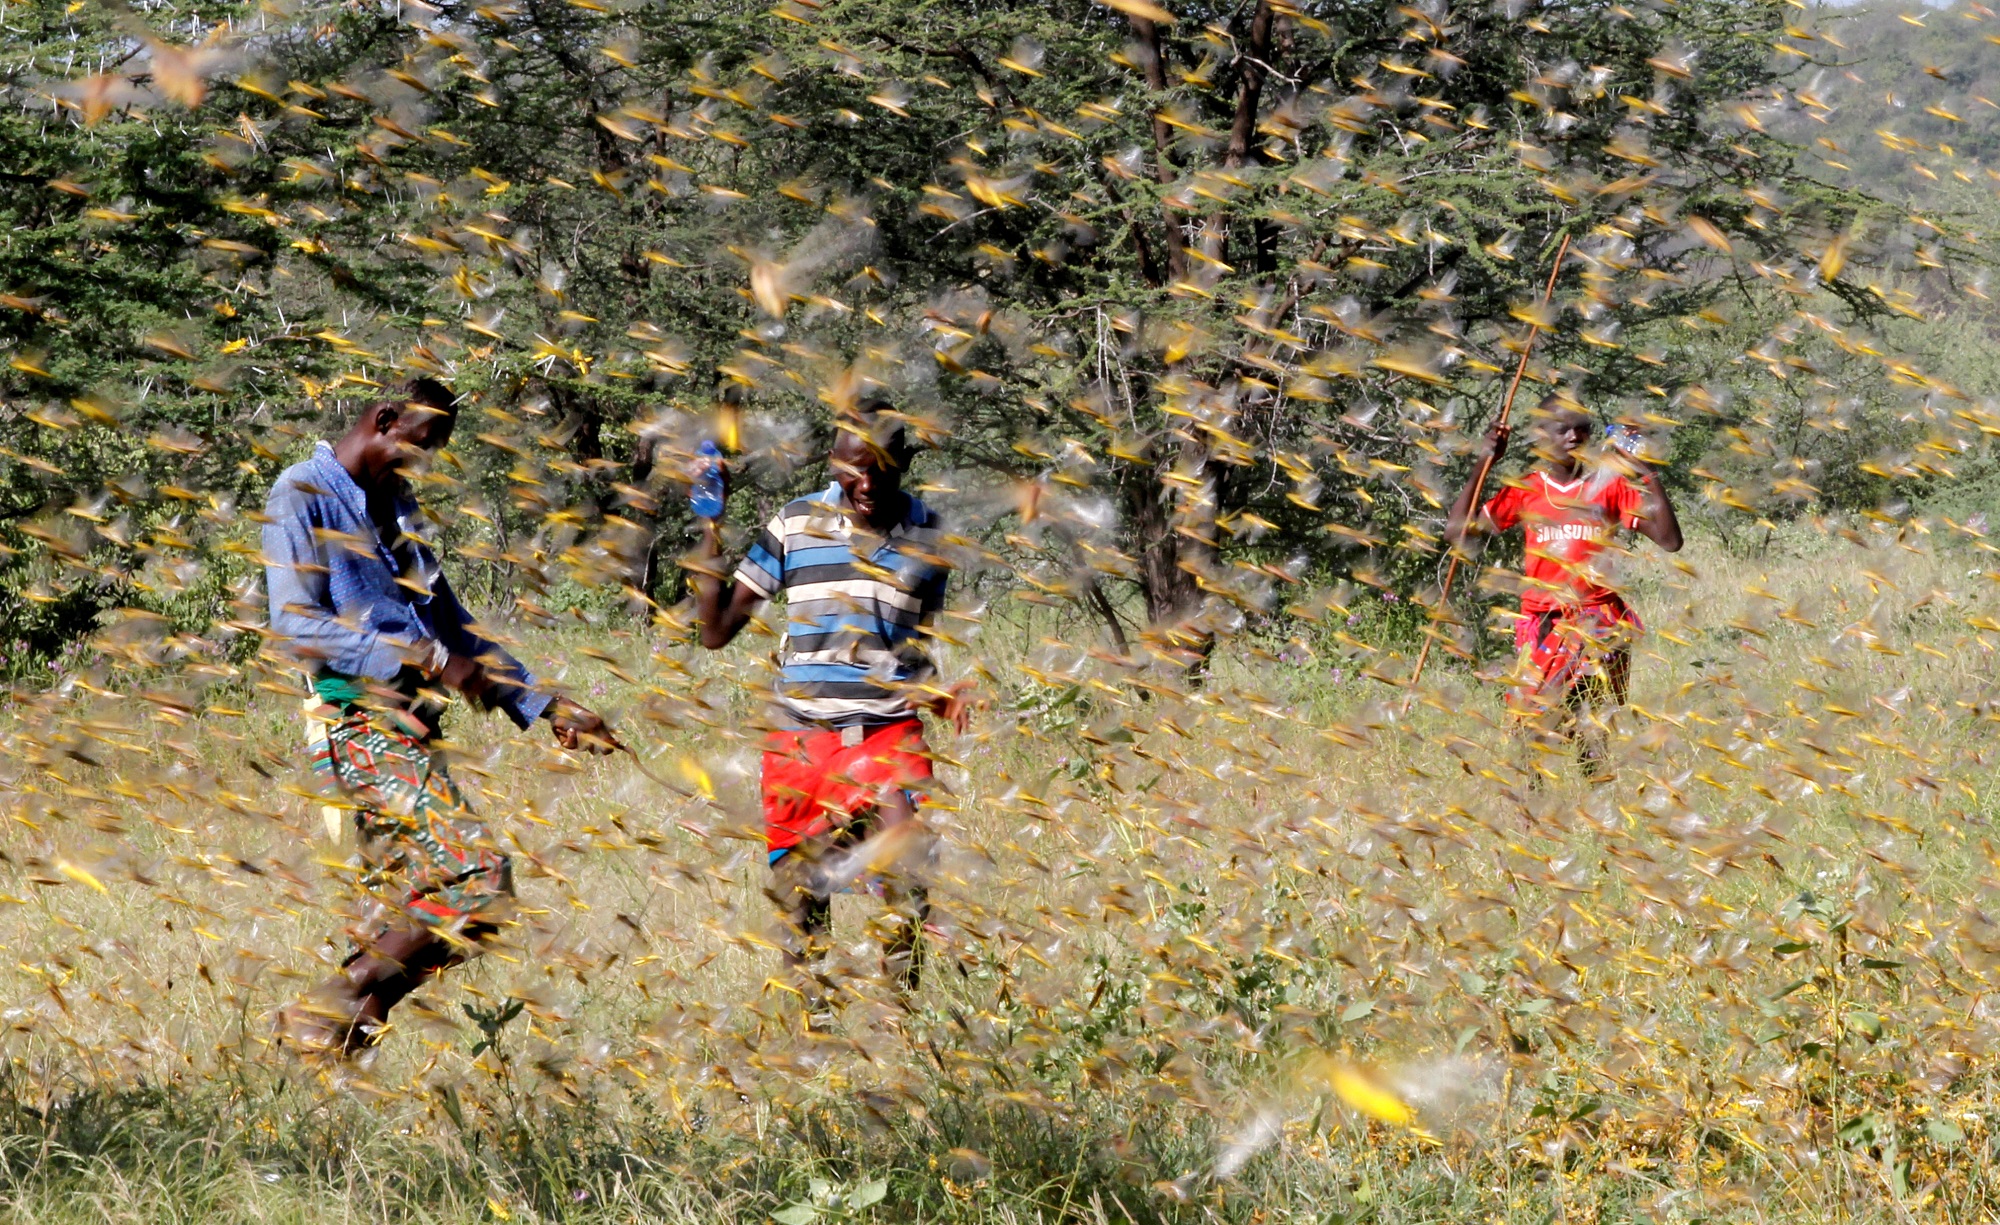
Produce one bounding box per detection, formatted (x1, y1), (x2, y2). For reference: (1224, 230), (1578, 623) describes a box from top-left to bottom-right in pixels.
(0, 520), (1993, 1224)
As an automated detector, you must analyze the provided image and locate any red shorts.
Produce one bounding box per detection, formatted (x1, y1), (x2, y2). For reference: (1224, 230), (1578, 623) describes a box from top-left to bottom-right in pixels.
(1510, 598), (1641, 715)
(760, 719), (933, 853)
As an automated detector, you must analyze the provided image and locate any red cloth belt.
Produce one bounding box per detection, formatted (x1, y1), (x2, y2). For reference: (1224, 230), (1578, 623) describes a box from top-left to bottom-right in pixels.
(760, 718), (933, 852)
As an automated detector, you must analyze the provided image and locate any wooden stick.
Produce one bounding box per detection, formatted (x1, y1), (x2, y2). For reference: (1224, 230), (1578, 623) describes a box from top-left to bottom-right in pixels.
(1407, 231), (1572, 695)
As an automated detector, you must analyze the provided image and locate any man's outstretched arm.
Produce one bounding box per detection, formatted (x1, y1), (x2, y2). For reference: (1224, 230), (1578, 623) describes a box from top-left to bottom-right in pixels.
(911, 568), (973, 734)
(691, 517), (767, 650)
(427, 571), (549, 727)
(425, 573), (614, 751)
(687, 452), (770, 650)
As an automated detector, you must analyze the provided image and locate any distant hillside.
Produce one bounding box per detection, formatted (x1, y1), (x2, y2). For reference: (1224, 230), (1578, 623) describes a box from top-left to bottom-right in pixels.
(1791, 3), (2000, 207)
(1784, 4), (2000, 507)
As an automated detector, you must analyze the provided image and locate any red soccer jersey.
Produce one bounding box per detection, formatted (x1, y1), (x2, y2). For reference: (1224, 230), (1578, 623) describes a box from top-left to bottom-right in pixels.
(1482, 468), (1647, 612)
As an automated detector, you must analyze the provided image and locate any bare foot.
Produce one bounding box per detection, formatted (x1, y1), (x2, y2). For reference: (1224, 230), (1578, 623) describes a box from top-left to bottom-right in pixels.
(276, 998), (357, 1058)
(276, 992), (383, 1058)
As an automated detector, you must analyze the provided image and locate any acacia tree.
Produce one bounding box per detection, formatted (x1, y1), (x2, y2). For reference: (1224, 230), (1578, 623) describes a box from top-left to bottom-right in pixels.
(616, 0), (1912, 662)
(0, 0), (1971, 672)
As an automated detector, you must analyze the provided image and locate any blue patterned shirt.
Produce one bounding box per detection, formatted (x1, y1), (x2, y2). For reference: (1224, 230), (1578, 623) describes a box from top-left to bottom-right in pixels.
(262, 441), (551, 728)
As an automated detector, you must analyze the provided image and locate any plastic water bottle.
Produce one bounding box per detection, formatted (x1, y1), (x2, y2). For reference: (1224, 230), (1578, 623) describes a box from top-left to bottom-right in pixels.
(1604, 422), (1647, 461)
(690, 439), (726, 520)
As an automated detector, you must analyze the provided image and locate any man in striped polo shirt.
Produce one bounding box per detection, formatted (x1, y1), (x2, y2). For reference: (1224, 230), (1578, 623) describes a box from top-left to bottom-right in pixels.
(690, 403), (968, 1017)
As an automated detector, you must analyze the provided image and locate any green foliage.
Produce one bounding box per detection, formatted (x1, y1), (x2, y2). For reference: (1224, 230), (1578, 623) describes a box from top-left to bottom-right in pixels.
(1, 0), (1968, 672)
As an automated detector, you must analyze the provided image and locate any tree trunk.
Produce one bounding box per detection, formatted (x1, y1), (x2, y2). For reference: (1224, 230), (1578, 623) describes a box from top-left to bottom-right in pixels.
(1215, 0), (1277, 273)
(1128, 14), (1188, 285)
(1126, 462), (1191, 627)
(553, 382), (604, 467)
(1123, 434), (1216, 673)
(1084, 575), (1132, 657)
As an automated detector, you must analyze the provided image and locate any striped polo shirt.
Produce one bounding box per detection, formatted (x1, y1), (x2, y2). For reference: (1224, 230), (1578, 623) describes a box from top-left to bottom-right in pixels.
(733, 483), (949, 728)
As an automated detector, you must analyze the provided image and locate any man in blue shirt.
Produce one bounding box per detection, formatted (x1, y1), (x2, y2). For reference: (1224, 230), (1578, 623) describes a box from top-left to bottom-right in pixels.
(263, 377), (612, 1056)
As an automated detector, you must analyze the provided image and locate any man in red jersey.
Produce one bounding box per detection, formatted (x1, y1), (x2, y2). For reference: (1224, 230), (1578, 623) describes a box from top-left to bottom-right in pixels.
(1446, 396), (1683, 780)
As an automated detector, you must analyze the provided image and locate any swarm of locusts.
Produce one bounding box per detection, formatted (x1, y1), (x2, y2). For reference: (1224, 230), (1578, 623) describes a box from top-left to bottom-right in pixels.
(0, 0), (1998, 1218)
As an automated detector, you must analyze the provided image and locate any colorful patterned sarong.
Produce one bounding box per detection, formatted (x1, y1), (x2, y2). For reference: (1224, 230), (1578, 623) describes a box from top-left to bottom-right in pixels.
(310, 705), (514, 940)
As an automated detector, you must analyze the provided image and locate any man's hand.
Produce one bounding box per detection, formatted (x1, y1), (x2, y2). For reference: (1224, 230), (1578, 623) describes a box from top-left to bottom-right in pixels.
(1479, 423), (1511, 466)
(439, 652), (496, 708)
(923, 680), (977, 736)
(550, 698), (616, 754)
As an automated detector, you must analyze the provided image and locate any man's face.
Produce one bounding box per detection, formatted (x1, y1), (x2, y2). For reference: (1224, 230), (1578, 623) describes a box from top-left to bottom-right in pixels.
(1536, 409), (1593, 462)
(831, 429), (902, 528)
(372, 403), (455, 489)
